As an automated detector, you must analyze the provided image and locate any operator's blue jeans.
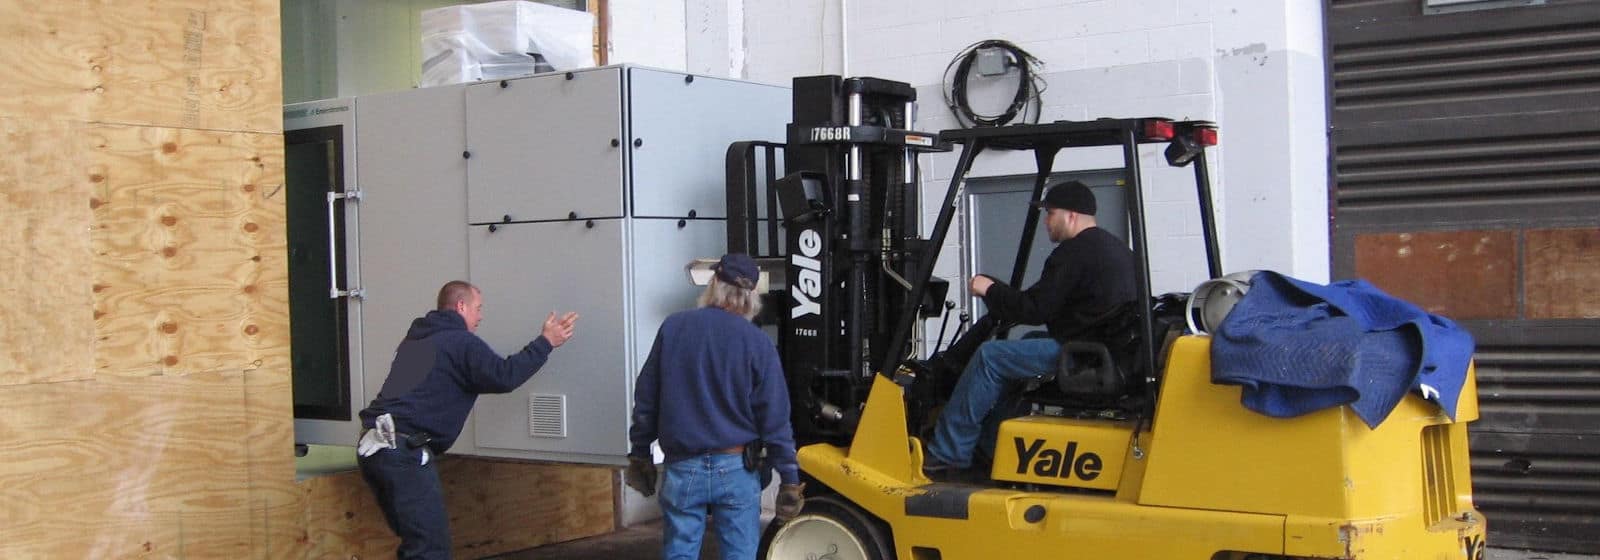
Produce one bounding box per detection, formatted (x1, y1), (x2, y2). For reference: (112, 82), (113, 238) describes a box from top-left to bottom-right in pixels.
(927, 338), (1061, 469)
(358, 446), (449, 560)
(660, 453), (762, 560)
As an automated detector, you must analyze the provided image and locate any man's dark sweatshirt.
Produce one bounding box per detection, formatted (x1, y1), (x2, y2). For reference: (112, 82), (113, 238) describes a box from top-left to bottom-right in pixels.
(982, 226), (1137, 340)
(629, 306), (799, 485)
(359, 309), (553, 453)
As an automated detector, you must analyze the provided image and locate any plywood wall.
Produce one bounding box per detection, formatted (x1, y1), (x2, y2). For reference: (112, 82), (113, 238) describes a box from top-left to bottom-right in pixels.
(1, 1), (297, 556)
(303, 458), (615, 558)
(1, 1), (616, 557)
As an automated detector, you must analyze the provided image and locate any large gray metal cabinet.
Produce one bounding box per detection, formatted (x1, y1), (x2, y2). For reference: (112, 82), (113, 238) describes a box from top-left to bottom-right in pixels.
(284, 67), (788, 466)
(462, 66), (788, 464)
(353, 85), (473, 441)
(284, 98), (366, 447)
(285, 86), (475, 449)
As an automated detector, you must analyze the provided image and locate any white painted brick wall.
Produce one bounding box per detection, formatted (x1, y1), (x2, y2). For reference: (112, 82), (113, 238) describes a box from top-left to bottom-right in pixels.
(609, 0), (688, 70)
(682, 0), (1327, 353)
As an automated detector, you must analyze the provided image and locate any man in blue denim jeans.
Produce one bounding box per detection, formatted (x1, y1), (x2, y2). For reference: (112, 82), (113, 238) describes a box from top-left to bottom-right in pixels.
(357, 280), (578, 559)
(925, 181), (1136, 475)
(626, 253), (804, 560)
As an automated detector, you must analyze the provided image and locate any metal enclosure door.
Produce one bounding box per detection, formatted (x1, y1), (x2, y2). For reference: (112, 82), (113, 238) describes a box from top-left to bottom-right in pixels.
(629, 219), (729, 373)
(1326, 2), (1600, 551)
(628, 68), (790, 218)
(285, 98), (364, 446)
(465, 68), (624, 224)
(963, 172), (1128, 337)
(469, 219), (630, 462)
(355, 85), (471, 423)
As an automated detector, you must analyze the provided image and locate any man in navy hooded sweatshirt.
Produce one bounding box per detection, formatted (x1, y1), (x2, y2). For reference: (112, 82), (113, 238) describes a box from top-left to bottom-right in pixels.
(356, 280), (578, 559)
(625, 253), (803, 560)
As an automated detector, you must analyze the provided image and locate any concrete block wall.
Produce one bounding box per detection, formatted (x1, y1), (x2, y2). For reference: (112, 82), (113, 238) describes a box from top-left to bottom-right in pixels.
(676, 0), (1330, 351)
(610, 0), (689, 71)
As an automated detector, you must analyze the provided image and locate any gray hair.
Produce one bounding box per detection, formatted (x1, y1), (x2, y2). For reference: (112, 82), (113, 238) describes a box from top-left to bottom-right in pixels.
(698, 277), (762, 320)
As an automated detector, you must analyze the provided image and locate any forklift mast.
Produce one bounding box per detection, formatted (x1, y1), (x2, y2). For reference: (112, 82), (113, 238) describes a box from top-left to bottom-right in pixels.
(726, 76), (946, 444)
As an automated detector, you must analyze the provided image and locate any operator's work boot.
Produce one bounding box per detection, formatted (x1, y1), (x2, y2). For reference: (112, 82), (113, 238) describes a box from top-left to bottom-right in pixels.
(921, 456), (958, 483)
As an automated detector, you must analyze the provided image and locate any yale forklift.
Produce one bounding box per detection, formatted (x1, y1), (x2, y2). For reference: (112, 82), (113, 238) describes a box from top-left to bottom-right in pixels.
(724, 76), (1486, 560)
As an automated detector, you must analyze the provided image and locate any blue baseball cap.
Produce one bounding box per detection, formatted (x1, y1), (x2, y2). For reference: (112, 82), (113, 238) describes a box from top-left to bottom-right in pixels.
(713, 253), (758, 289)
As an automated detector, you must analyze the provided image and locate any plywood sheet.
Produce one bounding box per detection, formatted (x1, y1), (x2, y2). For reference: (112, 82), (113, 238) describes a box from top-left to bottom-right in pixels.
(252, 496), (313, 560)
(443, 459), (615, 556)
(89, 124), (288, 377)
(0, 118), (95, 386)
(302, 468), (397, 558)
(0, 1), (282, 133)
(301, 458), (617, 558)
(244, 366), (306, 559)
(1354, 230), (1518, 320)
(0, 373), (259, 557)
(1526, 228), (1600, 319)
(0, 2), (100, 121)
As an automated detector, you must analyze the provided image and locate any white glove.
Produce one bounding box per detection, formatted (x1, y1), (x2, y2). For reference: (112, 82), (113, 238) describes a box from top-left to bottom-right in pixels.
(357, 414), (430, 465)
(357, 413), (399, 458)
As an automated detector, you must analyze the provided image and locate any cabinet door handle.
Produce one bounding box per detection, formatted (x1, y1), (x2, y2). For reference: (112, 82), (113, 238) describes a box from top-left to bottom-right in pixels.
(326, 190), (363, 299)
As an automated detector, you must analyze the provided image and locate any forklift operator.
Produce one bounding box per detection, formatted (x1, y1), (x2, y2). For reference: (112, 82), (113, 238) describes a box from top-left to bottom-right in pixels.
(924, 181), (1137, 474)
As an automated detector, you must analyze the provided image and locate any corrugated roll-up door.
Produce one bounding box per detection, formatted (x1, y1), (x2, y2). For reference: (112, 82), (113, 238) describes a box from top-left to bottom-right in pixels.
(1325, 0), (1600, 553)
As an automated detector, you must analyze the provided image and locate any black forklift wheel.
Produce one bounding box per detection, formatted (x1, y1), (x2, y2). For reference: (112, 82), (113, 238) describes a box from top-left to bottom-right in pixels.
(759, 495), (893, 560)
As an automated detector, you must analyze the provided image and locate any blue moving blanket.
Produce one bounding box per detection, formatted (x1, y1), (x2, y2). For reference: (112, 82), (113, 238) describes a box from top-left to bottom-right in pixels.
(1210, 271), (1474, 428)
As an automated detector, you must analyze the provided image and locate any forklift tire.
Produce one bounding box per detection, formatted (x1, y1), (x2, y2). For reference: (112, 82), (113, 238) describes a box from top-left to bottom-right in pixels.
(759, 495), (893, 560)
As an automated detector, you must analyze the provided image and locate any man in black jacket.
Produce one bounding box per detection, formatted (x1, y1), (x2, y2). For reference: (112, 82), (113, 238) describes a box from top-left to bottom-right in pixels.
(924, 181), (1136, 473)
(356, 280), (578, 559)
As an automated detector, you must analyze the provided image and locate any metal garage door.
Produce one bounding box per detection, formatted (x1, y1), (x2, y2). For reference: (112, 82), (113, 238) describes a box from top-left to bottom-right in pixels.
(1325, 0), (1600, 552)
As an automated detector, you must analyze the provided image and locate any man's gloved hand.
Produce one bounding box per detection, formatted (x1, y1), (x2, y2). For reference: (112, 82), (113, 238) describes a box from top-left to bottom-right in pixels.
(775, 482), (806, 522)
(624, 456), (657, 497)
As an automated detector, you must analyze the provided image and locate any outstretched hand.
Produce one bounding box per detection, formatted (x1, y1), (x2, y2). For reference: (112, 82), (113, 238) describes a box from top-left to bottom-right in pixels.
(542, 311), (579, 347)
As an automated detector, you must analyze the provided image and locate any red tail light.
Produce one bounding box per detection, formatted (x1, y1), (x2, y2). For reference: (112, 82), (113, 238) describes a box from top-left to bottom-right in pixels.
(1194, 127), (1218, 146)
(1143, 120), (1175, 141)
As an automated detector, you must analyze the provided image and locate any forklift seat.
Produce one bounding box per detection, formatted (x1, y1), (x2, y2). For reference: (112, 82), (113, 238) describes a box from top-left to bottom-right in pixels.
(1023, 294), (1189, 412)
(1054, 340), (1126, 397)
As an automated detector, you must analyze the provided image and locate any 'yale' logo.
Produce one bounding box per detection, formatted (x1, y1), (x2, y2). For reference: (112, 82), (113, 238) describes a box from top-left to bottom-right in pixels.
(1014, 437), (1103, 480)
(790, 229), (823, 320)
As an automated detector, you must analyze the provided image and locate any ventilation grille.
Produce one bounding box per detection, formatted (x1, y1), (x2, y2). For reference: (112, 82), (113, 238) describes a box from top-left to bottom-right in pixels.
(529, 393), (567, 438)
(1421, 424), (1459, 527)
(1331, 22), (1600, 113)
(1333, 130), (1600, 209)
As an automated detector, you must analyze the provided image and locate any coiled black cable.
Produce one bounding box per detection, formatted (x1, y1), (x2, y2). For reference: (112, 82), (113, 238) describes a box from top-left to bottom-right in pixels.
(943, 40), (1047, 128)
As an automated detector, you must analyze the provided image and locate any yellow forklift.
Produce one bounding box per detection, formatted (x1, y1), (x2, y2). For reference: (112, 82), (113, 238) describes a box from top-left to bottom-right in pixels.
(725, 76), (1485, 560)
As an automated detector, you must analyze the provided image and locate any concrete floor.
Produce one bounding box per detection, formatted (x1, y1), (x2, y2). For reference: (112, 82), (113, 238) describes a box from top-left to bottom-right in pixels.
(486, 520), (1595, 560)
(1491, 551), (1600, 560)
(485, 520), (722, 560)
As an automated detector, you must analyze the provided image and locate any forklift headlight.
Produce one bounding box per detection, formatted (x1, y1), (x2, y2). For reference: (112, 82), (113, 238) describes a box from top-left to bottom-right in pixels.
(1165, 127), (1217, 167)
(1165, 134), (1202, 167)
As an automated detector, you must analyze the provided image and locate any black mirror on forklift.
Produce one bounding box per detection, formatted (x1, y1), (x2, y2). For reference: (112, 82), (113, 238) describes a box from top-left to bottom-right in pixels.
(775, 171), (829, 224)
